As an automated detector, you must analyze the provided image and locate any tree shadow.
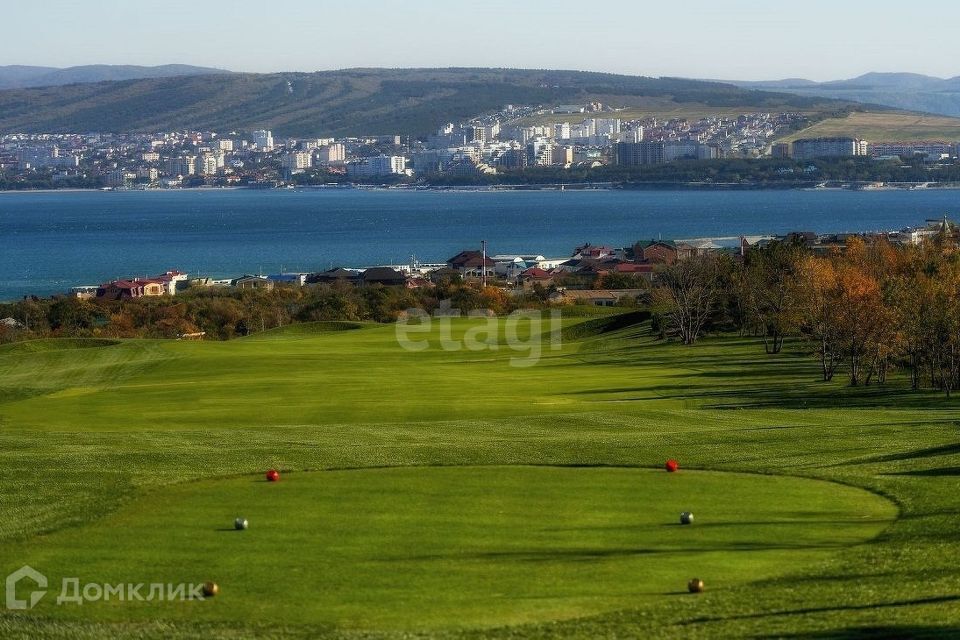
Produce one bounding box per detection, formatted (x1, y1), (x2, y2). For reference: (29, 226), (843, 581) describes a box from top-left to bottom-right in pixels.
(858, 443), (960, 464)
(684, 594), (960, 625)
(765, 624), (960, 639)
(383, 540), (852, 564)
(888, 467), (960, 477)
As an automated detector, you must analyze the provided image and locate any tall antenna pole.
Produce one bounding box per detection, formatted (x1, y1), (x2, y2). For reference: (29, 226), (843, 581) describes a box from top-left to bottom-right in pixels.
(481, 239), (487, 287)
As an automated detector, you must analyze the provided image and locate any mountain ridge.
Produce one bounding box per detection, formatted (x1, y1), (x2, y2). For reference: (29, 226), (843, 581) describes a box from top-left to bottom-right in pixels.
(0, 64), (232, 90)
(0, 67), (849, 137)
(722, 72), (960, 117)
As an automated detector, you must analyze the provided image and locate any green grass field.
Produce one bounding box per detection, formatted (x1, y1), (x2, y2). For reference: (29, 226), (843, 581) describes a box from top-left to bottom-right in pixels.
(781, 111), (960, 142)
(1, 317), (959, 638)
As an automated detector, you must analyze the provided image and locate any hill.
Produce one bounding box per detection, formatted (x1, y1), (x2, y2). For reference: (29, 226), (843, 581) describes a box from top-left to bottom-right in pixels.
(0, 63), (232, 90)
(728, 72), (960, 118)
(0, 68), (847, 137)
(780, 110), (960, 143)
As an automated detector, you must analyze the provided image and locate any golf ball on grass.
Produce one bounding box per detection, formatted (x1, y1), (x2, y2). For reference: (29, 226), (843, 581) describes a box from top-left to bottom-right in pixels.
(665, 459), (679, 472)
(266, 469), (280, 482)
(234, 517), (248, 530)
(202, 581), (220, 598)
(687, 578), (704, 593)
(680, 512), (694, 525)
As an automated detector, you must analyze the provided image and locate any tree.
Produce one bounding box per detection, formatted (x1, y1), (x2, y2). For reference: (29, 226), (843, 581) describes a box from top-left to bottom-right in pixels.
(652, 255), (723, 345)
(740, 241), (804, 354)
(796, 256), (843, 381)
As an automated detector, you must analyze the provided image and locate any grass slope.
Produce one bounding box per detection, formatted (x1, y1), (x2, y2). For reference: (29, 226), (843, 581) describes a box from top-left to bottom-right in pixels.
(781, 111), (960, 142)
(0, 68), (845, 137)
(0, 317), (958, 638)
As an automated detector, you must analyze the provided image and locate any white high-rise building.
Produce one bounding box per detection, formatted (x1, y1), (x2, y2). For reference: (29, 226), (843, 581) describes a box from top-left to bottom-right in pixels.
(346, 155), (407, 177)
(317, 143), (346, 165)
(198, 154), (220, 176)
(282, 151), (313, 172)
(592, 118), (621, 137)
(620, 127), (644, 143)
(252, 130), (274, 151)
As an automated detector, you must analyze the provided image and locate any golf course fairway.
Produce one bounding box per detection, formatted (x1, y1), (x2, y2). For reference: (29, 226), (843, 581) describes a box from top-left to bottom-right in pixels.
(2, 316), (960, 638)
(3, 466), (894, 630)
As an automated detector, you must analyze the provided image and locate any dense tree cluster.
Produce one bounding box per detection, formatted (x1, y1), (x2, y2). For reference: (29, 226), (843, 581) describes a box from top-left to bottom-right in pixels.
(652, 234), (960, 395)
(0, 279), (531, 344)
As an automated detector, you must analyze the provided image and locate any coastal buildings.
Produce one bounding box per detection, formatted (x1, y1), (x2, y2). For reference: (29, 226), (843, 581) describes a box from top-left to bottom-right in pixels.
(282, 151), (312, 173)
(5, 103), (946, 192)
(317, 143), (346, 165)
(791, 137), (869, 160)
(252, 129), (274, 151)
(870, 142), (955, 160)
(346, 155), (407, 177)
(16, 146), (80, 169)
(616, 141), (665, 166)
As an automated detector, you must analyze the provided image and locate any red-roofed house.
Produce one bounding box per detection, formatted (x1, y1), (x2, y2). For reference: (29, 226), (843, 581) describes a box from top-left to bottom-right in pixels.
(96, 280), (145, 300)
(518, 267), (555, 290)
(572, 244), (616, 260)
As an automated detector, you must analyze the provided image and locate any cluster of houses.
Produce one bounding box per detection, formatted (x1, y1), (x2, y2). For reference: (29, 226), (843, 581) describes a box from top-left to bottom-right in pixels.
(76, 238), (714, 308)
(72, 217), (960, 307)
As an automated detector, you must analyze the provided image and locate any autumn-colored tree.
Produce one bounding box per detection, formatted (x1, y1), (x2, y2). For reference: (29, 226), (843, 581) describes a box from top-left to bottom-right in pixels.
(796, 256), (842, 381)
(832, 263), (887, 385)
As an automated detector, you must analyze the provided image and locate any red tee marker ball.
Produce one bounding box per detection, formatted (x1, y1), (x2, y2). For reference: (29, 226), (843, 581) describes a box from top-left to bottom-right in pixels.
(665, 459), (679, 472)
(266, 469), (280, 482)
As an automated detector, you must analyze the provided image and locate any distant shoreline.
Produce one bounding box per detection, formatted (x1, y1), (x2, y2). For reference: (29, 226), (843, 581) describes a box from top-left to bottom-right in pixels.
(3, 182), (960, 194)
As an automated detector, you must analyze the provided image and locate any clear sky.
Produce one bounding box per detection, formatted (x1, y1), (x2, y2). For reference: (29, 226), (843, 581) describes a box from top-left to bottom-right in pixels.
(3, 0), (957, 81)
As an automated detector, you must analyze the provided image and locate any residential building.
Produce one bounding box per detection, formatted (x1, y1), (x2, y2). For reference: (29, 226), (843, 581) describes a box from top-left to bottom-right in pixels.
(616, 141), (664, 166)
(232, 275), (275, 290)
(252, 130), (274, 151)
(553, 145), (574, 166)
(137, 167), (159, 182)
(166, 155), (196, 176)
(870, 142), (954, 160)
(447, 250), (496, 278)
(317, 143), (346, 165)
(198, 153), (220, 176)
(361, 267), (407, 286)
(282, 151), (312, 172)
(771, 142), (791, 159)
(346, 155), (407, 178)
(17, 146), (79, 169)
(792, 137), (868, 160)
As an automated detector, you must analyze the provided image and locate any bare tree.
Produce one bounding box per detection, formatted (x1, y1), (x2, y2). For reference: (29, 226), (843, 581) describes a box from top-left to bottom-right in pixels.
(653, 254), (723, 345)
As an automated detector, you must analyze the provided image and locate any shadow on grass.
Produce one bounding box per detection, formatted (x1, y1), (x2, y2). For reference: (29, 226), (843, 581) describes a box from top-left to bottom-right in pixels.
(887, 467), (960, 477)
(570, 331), (960, 411)
(567, 380), (957, 411)
(766, 624), (960, 639)
(543, 518), (891, 534)
(859, 443), (960, 465)
(387, 541), (851, 564)
(685, 595), (960, 626)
